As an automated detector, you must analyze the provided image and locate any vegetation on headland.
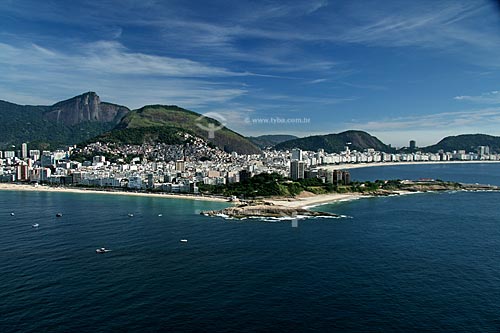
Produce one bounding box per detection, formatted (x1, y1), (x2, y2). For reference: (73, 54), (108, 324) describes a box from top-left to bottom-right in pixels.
(197, 172), (491, 198)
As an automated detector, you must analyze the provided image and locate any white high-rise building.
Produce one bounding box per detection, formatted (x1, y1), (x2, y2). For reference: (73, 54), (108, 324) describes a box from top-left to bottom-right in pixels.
(21, 143), (28, 159)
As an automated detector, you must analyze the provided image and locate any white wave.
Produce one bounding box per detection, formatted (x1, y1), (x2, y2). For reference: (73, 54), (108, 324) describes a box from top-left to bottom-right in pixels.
(303, 197), (361, 209)
(214, 214), (352, 222)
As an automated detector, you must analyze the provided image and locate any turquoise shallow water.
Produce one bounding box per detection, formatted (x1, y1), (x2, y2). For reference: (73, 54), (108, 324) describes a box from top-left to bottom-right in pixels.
(1, 163), (500, 332)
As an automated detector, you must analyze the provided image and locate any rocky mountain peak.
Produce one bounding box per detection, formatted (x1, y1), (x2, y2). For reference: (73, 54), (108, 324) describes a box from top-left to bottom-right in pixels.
(43, 92), (129, 126)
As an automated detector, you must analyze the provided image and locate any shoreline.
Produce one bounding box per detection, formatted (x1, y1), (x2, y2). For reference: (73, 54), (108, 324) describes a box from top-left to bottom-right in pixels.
(2, 161), (498, 209)
(0, 182), (362, 209)
(0, 183), (228, 203)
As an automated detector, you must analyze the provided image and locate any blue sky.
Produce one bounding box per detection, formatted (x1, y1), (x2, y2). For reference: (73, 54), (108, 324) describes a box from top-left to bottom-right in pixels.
(1, 0), (500, 146)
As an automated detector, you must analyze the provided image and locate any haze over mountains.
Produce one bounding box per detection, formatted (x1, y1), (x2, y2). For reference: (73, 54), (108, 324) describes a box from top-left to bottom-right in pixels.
(2, 92), (500, 154)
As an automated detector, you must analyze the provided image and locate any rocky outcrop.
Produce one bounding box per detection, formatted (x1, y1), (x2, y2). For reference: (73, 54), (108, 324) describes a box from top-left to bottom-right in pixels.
(398, 181), (499, 192)
(202, 201), (339, 219)
(43, 92), (129, 126)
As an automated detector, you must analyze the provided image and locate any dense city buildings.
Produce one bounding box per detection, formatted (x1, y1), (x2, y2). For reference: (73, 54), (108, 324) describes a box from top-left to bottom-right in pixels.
(1, 141), (499, 194)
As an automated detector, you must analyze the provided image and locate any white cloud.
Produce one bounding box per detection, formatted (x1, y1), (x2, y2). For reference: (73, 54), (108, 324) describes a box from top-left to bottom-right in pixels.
(307, 78), (328, 84)
(454, 91), (500, 104)
(346, 107), (500, 139)
(0, 41), (256, 78)
(79, 41), (237, 77)
(0, 41), (248, 109)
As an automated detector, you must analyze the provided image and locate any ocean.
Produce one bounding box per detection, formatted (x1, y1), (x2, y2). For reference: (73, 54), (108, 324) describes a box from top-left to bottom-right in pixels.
(1, 163), (500, 332)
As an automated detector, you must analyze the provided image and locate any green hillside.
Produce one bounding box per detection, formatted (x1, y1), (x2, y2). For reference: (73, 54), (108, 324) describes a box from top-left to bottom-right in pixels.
(423, 134), (500, 153)
(274, 130), (393, 153)
(248, 134), (299, 148)
(114, 105), (261, 154)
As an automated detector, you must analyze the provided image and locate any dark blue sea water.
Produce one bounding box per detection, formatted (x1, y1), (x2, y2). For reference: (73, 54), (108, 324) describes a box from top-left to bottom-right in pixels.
(1, 163), (500, 332)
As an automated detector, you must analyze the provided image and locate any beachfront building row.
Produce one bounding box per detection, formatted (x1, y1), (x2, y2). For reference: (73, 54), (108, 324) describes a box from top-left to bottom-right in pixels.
(1, 142), (500, 190)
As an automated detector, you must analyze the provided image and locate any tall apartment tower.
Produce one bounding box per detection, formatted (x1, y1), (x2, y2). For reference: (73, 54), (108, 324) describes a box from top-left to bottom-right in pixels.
(21, 143), (28, 159)
(175, 160), (185, 172)
(409, 140), (416, 150)
(291, 148), (303, 161)
(290, 160), (305, 180)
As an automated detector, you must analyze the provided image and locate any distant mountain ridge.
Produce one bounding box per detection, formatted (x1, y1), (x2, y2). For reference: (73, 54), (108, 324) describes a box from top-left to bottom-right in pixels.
(423, 134), (500, 153)
(275, 130), (394, 153)
(0, 92), (259, 153)
(248, 135), (298, 148)
(4, 92), (500, 155)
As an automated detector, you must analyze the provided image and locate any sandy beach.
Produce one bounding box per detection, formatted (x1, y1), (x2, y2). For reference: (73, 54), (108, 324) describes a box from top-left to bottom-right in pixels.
(267, 192), (363, 208)
(0, 183), (228, 203)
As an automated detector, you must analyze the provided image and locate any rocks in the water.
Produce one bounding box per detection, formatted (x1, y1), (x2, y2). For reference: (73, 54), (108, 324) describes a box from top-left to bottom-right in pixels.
(202, 202), (338, 219)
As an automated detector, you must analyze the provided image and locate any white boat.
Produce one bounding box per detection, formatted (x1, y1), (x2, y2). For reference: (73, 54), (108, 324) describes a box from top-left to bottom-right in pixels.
(32, 223), (39, 228)
(128, 213), (134, 217)
(10, 212), (14, 216)
(56, 213), (63, 217)
(158, 214), (163, 217)
(96, 247), (111, 254)
(180, 239), (188, 243)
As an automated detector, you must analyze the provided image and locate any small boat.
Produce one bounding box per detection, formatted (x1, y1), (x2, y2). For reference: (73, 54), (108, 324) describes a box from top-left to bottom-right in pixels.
(32, 223), (39, 228)
(180, 239), (188, 243)
(10, 212), (15, 216)
(96, 247), (111, 254)
(128, 213), (134, 217)
(56, 213), (63, 217)
(158, 214), (163, 217)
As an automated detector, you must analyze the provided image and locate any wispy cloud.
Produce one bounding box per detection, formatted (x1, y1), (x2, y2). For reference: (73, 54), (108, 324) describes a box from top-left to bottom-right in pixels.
(454, 91), (500, 104)
(342, 106), (500, 146)
(339, 81), (387, 91)
(349, 107), (500, 132)
(307, 78), (328, 84)
(0, 41), (248, 108)
(255, 93), (356, 106)
(0, 41), (250, 78)
(2, 0), (500, 145)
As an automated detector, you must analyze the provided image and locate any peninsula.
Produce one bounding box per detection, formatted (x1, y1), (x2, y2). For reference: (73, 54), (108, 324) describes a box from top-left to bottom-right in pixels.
(201, 179), (500, 219)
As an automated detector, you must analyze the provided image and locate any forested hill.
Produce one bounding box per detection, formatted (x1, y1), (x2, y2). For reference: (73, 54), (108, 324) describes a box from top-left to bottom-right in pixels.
(274, 130), (394, 153)
(423, 134), (500, 153)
